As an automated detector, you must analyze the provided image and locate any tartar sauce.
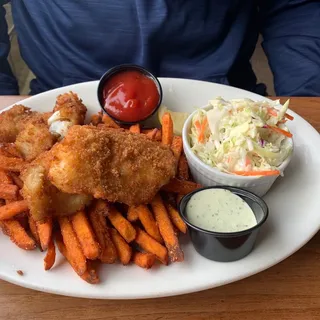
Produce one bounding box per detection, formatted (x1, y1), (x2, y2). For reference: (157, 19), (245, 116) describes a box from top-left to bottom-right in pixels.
(186, 189), (256, 233)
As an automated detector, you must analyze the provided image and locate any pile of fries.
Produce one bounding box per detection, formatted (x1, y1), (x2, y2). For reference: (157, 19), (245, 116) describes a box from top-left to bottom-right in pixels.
(0, 109), (202, 284)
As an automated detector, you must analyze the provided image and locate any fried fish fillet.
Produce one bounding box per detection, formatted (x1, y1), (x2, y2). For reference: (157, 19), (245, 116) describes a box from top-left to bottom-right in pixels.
(48, 92), (87, 139)
(15, 119), (57, 161)
(0, 105), (52, 143)
(13, 92), (87, 161)
(21, 150), (92, 221)
(48, 125), (177, 205)
(53, 91), (87, 125)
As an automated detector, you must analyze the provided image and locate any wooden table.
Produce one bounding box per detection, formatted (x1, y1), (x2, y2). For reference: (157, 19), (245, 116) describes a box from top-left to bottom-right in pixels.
(0, 96), (320, 320)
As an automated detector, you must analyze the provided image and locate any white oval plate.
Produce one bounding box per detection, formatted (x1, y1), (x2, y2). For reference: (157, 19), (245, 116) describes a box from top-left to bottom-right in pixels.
(1, 79), (320, 299)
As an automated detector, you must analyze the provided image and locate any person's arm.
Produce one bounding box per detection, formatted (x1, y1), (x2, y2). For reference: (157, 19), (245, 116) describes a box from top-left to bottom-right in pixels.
(259, 0), (320, 96)
(0, 0), (19, 95)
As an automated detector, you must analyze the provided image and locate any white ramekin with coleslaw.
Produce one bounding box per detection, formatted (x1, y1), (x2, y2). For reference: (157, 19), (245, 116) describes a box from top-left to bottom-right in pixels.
(182, 97), (294, 196)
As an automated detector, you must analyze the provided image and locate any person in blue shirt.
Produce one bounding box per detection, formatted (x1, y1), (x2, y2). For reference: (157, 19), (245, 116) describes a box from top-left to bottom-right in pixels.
(0, 1), (319, 96)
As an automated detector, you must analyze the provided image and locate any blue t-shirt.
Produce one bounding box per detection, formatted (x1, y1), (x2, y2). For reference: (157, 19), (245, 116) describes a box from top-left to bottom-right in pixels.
(1, 1), (319, 96)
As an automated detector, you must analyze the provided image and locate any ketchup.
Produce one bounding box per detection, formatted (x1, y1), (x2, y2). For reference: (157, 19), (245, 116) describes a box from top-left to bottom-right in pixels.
(103, 70), (160, 122)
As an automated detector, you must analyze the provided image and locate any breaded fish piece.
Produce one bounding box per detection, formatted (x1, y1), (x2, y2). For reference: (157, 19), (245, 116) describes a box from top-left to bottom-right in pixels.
(48, 125), (177, 205)
(21, 150), (92, 221)
(13, 92), (87, 160)
(0, 105), (34, 143)
(15, 119), (57, 161)
(0, 104), (53, 143)
(54, 91), (87, 124)
(48, 92), (87, 139)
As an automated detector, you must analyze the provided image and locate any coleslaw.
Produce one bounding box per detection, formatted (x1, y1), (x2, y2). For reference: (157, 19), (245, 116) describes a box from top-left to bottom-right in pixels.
(189, 97), (294, 176)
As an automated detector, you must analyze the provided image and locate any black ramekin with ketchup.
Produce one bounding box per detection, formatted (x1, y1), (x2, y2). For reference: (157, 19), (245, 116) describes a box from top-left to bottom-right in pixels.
(97, 64), (163, 125)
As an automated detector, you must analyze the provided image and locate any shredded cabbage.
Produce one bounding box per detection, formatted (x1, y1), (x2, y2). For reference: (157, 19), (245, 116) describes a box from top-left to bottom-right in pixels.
(189, 97), (293, 175)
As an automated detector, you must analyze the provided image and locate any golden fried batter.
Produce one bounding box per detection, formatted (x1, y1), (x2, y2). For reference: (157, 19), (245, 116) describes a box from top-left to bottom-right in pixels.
(48, 92), (88, 140)
(21, 150), (92, 221)
(0, 104), (53, 143)
(1, 93), (87, 159)
(48, 126), (177, 205)
(53, 91), (87, 125)
(15, 119), (57, 161)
